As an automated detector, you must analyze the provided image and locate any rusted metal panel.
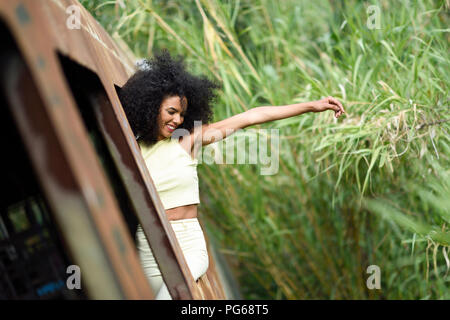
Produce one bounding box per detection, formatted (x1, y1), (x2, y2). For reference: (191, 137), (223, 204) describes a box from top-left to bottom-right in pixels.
(0, 0), (152, 299)
(0, 0), (227, 299)
(0, 52), (126, 299)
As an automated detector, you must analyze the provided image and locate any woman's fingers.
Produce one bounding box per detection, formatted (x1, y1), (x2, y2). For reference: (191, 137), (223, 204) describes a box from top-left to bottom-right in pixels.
(327, 96), (345, 114)
(326, 103), (340, 113)
(325, 103), (342, 118)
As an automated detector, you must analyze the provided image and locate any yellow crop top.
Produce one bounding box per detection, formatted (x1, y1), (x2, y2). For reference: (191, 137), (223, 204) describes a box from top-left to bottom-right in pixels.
(139, 137), (200, 210)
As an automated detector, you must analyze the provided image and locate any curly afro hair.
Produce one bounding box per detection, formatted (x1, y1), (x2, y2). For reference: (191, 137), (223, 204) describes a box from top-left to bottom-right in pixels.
(118, 50), (221, 145)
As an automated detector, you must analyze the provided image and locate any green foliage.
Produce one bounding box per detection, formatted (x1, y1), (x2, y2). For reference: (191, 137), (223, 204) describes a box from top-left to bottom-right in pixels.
(80, 0), (450, 299)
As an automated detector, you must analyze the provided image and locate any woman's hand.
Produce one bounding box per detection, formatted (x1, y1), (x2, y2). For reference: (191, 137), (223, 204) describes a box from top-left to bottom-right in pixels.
(310, 96), (345, 118)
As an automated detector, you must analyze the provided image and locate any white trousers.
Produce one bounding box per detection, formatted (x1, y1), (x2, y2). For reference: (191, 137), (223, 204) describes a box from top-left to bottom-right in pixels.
(135, 218), (209, 299)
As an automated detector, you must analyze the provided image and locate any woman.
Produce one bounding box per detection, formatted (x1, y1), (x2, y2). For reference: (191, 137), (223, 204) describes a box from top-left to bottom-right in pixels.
(118, 50), (345, 299)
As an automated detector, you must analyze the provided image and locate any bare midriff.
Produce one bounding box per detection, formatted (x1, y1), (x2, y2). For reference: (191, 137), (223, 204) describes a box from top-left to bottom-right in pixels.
(166, 203), (198, 221)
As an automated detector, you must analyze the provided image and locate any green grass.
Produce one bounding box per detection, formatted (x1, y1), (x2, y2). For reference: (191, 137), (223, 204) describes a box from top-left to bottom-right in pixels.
(80, 0), (450, 299)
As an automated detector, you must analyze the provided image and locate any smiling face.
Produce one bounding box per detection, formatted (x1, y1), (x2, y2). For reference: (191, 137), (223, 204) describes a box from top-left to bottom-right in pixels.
(156, 95), (188, 141)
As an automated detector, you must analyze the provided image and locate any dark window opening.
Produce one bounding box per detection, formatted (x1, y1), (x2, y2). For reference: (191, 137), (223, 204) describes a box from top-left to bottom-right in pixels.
(56, 52), (139, 243)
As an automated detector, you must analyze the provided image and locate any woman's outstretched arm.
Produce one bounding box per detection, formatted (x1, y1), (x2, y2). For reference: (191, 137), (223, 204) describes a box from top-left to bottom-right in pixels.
(185, 96), (345, 148)
(248, 96), (345, 125)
